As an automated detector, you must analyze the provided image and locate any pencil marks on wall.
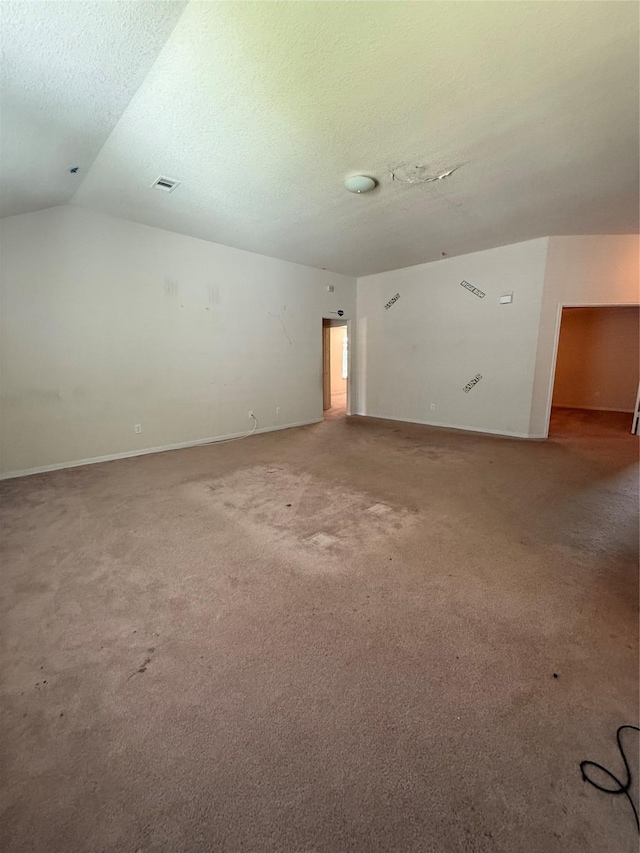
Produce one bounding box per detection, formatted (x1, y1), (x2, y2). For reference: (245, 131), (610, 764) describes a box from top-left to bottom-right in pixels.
(269, 304), (293, 345)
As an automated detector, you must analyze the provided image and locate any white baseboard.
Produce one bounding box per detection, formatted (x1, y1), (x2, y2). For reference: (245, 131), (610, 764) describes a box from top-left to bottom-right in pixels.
(552, 404), (634, 414)
(0, 418), (323, 481)
(355, 412), (536, 439)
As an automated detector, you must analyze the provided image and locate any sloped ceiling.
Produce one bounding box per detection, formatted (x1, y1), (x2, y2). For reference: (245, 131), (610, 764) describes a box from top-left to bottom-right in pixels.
(2, 1), (638, 276)
(0, 1), (188, 218)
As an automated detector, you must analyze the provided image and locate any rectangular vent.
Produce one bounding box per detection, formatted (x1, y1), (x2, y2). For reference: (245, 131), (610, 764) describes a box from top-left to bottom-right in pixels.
(151, 176), (180, 193)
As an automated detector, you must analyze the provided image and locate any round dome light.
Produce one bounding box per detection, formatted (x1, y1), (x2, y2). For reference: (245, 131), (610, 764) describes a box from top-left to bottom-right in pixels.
(344, 175), (376, 194)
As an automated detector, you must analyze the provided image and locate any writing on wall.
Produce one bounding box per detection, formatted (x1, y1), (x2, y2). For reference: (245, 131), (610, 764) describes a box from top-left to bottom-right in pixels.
(384, 293), (401, 310)
(460, 280), (485, 299)
(463, 374), (483, 393)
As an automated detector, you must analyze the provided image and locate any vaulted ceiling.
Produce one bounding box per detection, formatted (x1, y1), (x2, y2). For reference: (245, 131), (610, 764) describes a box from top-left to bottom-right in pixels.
(2, 1), (638, 276)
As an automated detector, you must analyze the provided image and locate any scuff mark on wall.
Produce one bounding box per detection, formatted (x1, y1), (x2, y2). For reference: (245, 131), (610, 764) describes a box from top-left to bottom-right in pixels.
(164, 276), (179, 297)
(2, 388), (63, 404)
(269, 304), (293, 345)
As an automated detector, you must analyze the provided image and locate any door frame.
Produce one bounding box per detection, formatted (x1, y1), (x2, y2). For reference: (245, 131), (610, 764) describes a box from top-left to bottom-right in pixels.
(322, 321), (331, 411)
(322, 317), (352, 416)
(544, 301), (640, 437)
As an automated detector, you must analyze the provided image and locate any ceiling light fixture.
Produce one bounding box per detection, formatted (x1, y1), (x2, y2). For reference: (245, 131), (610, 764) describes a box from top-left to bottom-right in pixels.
(344, 175), (376, 194)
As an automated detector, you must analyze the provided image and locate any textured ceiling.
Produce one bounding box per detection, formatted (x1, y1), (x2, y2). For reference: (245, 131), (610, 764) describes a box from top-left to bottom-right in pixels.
(0, 1), (187, 218)
(3, 1), (639, 276)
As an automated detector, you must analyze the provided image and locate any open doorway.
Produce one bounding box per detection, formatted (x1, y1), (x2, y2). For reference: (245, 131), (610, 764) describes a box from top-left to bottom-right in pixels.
(549, 305), (640, 437)
(322, 320), (348, 419)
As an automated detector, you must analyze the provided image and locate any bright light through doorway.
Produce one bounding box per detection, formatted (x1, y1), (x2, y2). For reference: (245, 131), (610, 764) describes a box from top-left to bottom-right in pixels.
(323, 322), (348, 419)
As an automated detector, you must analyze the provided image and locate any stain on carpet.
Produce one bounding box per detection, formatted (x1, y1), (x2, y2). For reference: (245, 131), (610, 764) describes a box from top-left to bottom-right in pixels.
(184, 464), (416, 568)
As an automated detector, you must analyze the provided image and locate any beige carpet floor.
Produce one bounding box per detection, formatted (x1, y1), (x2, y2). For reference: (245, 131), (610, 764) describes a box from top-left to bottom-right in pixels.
(1, 408), (638, 853)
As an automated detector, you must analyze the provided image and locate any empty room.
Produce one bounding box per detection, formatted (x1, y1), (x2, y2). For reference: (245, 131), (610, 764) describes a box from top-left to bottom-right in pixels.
(550, 306), (640, 437)
(1, 2), (639, 852)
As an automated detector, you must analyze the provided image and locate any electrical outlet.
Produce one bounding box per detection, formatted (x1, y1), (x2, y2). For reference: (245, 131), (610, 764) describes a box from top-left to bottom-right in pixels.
(276, 407), (281, 415)
(134, 424), (142, 434)
(430, 403), (436, 411)
(248, 410), (254, 418)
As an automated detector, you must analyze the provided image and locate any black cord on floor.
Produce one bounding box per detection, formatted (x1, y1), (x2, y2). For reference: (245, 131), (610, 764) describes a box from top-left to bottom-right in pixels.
(580, 725), (640, 832)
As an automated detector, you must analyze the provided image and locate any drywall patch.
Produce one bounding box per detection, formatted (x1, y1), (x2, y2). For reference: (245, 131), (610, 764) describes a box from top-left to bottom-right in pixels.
(384, 293), (401, 310)
(390, 164), (459, 184)
(460, 280), (485, 299)
(463, 374), (483, 393)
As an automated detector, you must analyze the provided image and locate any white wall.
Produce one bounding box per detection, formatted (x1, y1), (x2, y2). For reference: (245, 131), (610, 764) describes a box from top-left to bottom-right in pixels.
(552, 307), (639, 412)
(0, 206), (355, 477)
(355, 239), (549, 437)
(3, 213), (636, 478)
(529, 236), (640, 436)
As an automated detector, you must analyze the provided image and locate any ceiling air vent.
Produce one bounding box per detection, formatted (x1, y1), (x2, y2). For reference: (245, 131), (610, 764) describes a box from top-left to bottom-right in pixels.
(151, 176), (180, 193)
